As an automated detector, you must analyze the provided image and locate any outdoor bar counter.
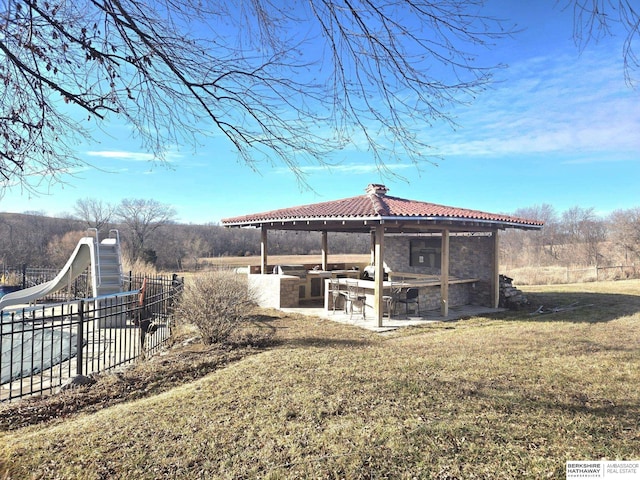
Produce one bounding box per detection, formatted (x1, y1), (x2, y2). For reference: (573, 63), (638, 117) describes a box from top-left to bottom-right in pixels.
(323, 274), (479, 318)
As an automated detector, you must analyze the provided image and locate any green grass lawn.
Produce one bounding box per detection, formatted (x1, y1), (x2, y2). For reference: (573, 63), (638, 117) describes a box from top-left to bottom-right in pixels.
(1, 281), (639, 479)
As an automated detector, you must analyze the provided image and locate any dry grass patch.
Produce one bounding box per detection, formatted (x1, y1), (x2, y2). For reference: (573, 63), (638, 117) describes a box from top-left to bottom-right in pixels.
(1, 282), (639, 479)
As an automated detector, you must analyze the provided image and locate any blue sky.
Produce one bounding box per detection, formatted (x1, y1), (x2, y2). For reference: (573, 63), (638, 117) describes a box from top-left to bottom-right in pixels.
(1, 1), (638, 224)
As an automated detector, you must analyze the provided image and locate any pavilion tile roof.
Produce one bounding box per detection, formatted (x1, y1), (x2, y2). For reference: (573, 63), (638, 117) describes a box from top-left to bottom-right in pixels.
(221, 184), (543, 229)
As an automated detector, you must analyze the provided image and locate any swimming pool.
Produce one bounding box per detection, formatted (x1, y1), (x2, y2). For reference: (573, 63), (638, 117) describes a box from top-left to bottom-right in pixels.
(1, 318), (82, 385)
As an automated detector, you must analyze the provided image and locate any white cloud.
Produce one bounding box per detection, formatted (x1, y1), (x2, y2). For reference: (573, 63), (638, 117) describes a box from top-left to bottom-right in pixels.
(561, 157), (639, 165)
(431, 43), (640, 158)
(85, 149), (184, 163)
(276, 161), (417, 175)
(85, 150), (157, 162)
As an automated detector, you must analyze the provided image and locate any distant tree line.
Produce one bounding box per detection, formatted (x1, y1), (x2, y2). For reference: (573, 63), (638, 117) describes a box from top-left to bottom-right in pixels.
(500, 204), (640, 269)
(2, 200), (639, 273)
(0, 198), (369, 271)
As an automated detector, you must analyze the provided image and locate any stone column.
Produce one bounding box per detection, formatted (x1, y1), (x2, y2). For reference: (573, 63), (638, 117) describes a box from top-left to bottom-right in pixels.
(441, 229), (450, 317)
(260, 226), (268, 275)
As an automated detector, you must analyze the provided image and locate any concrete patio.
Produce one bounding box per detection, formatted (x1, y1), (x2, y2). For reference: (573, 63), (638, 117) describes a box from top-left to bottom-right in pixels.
(281, 303), (505, 333)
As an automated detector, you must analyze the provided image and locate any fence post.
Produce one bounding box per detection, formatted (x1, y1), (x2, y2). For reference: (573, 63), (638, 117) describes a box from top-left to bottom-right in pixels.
(76, 300), (85, 376)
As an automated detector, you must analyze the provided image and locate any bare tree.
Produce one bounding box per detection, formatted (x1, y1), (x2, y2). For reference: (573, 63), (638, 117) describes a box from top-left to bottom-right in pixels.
(0, 0), (512, 189)
(115, 198), (176, 262)
(151, 225), (188, 271)
(568, 0), (640, 86)
(560, 206), (607, 265)
(500, 204), (559, 268)
(46, 230), (86, 268)
(72, 198), (115, 233)
(183, 235), (208, 271)
(0, 212), (82, 266)
(608, 208), (640, 263)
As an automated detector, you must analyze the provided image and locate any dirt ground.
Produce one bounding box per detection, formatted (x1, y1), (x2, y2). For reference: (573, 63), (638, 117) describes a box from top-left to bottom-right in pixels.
(0, 324), (273, 431)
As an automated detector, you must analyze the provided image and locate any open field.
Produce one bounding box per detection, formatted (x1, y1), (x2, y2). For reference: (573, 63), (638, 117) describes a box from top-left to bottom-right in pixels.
(1, 280), (639, 479)
(200, 253), (371, 268)
(503, 265), (640, 285)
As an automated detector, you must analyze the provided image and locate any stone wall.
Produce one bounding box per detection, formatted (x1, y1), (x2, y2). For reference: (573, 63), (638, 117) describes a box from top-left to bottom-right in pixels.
(384, 233), (494, 307)
(403, 282), (471, 311)
(247, 274), (300, 308)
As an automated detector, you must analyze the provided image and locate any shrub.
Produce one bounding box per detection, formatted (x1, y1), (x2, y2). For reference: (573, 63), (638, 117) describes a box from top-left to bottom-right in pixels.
(175, 270), (257, 345)
(122, 256), (157, 276)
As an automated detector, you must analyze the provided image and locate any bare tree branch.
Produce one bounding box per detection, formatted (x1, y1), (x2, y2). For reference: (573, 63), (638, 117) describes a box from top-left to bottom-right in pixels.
(116, 198), (176, 262)
(567, 0), (640, 87)
(73, 198), (115, 232)
(0, 0), (514, 191)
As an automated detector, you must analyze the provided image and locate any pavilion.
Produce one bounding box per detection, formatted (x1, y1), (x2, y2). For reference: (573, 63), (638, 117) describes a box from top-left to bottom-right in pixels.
(222, 184), (543, 327)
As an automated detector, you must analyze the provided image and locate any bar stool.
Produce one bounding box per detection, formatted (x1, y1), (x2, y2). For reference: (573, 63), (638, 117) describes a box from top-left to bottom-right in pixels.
(383, 287), (401, 318)
(345, 280), (366, 320)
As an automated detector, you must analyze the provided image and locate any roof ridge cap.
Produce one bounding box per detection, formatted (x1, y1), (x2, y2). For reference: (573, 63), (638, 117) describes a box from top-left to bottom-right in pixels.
(367, 192), (389, 216)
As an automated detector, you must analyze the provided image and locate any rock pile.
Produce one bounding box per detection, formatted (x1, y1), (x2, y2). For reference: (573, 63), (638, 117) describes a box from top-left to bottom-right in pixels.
(499, 274), (529, 309)
(58, 374), (95, 392)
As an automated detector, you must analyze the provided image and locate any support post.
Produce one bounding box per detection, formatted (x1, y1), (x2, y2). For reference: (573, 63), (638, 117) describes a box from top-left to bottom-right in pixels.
(441, 229), (450, 317)
(491, 229), (500, 308)
(260, 226), (268, 275)
(374, 224), (385, 327)
(76, 300), (85, 376)
(370, 230), (375, 266)
(321, 231), (328, 271)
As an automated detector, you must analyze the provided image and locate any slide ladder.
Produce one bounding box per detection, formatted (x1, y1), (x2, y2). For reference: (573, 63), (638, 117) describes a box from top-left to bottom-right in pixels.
(91, 229), (123, 297)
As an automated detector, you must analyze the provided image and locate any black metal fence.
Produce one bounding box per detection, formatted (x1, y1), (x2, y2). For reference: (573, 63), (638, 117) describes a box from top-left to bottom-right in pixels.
(3, 265), (94, 303)
(0, 274), (183, 403)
